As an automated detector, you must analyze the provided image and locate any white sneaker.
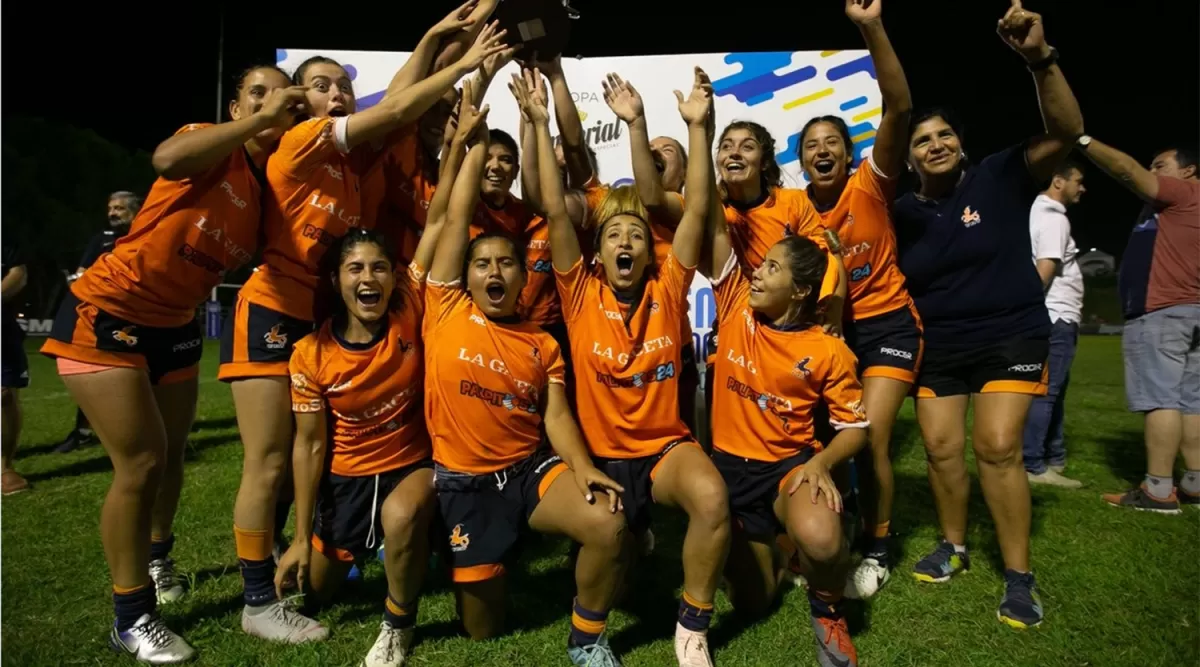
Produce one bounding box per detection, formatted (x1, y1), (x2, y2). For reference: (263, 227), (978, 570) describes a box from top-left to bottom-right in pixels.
(640, 528), (656, 557)
(149, 559), (185, 604)
(361, 621), (414, 667)
(673, 623), (714, 667)
(844, 557), (890, 600)
(110, 613), (196, 664)
(1049, 464), (1066, 474)
(241, 597), (329, 643)
(1027, 470), (1083, 489)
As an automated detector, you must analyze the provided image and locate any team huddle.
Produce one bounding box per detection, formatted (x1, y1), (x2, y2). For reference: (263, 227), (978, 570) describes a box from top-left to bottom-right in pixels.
(37, 0), (1086, 665)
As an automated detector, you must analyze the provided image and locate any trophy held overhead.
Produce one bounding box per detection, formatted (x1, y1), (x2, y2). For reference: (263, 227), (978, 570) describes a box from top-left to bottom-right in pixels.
(494, 0), (577, 60)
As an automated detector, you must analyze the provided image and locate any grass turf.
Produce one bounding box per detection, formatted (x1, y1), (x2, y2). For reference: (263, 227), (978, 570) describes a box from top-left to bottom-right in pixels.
(2, 336), (1197, 666)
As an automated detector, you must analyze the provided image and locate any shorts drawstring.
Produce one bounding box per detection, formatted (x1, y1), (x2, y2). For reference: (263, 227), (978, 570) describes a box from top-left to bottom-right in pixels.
(365, 474), (381, 550)
(494, 470), (509, 492)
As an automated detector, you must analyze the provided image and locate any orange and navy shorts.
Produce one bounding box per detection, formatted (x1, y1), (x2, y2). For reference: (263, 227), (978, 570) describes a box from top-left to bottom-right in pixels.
(312, 460), (435, 564)
(41, 292), (202, 386)
(711, 448), (816, 539)
(594, 439), (698, 534)
(844, 305), (924, 385)
(433, 451), (568, 584)
(915, 335), (1049, 399)
(218, 295), (313, 381)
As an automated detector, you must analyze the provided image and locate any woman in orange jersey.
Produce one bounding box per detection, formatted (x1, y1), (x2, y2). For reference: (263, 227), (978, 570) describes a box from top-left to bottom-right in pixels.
(798, 0), (915, 599)
(39, 66), (304, 664)
(217, 21), (509, 643)
(519, 66), (730, 667)
(422, 100), (627, 667)
(706, 208), (869, 667)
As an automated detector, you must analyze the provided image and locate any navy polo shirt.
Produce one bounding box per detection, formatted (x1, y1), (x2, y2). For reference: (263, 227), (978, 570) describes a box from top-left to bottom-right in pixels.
(894, 145), (1050, 349)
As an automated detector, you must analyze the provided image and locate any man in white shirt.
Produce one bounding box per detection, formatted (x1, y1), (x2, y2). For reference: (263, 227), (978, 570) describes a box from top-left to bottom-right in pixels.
(1024, 161), (1087, 488)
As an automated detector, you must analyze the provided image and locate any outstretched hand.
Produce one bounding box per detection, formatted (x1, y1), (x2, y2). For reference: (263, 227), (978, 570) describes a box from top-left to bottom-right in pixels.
(844, 0), (881, 24)
(674, 66), (714, 128)
(997, 0), (1050, 62)
(428, 0), (479, 39)
(508, 67), (551, 125)
(602, 73), (644, 124)
(460, 21), (511, 71)
(455, 80), (491, 145)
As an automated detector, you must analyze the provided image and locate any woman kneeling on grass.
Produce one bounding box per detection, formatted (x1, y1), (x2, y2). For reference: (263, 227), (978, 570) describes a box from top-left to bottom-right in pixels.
(707, 194), (869, 667)
(422, 99), (629, 667)
(273, 117), (456, 663)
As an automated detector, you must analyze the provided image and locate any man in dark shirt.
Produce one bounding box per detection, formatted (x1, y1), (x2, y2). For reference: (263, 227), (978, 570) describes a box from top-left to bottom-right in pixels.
(2, 242), (31, 494)
(1078, 139), (1200, 514)
(54, 191), (141, 453)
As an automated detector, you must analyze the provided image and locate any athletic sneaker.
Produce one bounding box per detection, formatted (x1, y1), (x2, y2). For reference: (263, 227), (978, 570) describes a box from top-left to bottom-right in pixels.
(997, 570), (1044, 629)
(1179, 488), (1200, 507)
(673, 623), (714, 667)
(810, 612), (857, 667)
(844, 557), (890, 599)
(241, 597), (329, 643)
(912, 541), (969, 583)
(1027, 470), (1083, 489)
(149, 558), (185, 604)
(361, 621), (413, 667)
(110, 613), (195, 664)
(1102, 485), (1182, 515)
(568, 633), (622, 666)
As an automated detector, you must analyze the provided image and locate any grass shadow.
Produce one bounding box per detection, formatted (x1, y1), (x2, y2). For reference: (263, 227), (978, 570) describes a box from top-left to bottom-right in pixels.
(1096, 429), (1146, 485)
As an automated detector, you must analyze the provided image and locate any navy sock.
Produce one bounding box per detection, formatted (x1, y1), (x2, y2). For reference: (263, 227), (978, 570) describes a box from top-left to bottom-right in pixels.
(383, 595), (417, 630)
(677, 592), (713, 632)
(240, 558), (277, 607)
(149, 534), (175, 562)
(114, 584), (157, 632)
(808, 589), (843, 619)
(568, 598), (609, 647)
(866, 534), (890, 565)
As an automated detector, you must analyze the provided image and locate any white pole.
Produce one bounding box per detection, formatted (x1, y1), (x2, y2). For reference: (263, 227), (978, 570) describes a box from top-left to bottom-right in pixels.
(215, 8), (225, 123)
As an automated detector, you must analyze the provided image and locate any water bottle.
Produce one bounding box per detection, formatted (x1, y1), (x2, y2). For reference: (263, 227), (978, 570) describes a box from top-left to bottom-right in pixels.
(205, 300), (222, 339)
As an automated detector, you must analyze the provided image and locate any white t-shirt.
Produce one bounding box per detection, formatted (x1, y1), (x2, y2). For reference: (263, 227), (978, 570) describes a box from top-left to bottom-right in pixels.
(1029, 193), (1084, 324)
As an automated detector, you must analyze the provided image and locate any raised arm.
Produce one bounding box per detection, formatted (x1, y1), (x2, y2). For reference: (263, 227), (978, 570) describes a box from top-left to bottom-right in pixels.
(464, 48), (517, 108)
(1078, 137), (1165, 204)
(538, 56), (594, 189)
(342, 23), (507, 151)
(602, 73), (686, 225)
(385, 1), (480, 98)
(846, 0), (912, 177)
(151, 87), (308, 180)
(996, 1), (1084, 183)
(429, 101), (491, 284)
(670, 67), (715, 269)
(518, 109), (544, 212)
(414, 83), (476, 272)
(514, 68), (583, 271)
(706, 173), (733, 280)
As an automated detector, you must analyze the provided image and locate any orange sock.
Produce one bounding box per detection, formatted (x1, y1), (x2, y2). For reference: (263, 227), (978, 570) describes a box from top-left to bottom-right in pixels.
(233, 525), (273, 562)
(874, 521), (891, 538)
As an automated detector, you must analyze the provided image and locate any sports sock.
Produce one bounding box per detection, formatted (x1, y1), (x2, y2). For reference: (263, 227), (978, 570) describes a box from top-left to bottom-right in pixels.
(149, 533), (175, 562)
(234, 525), (276, 607)
(384, 594), (417, 630)
(1144, 474), (1174, 500)
(677, 591), (713, 632)
(808, 588), (844, 619)
(113, 582), (157, 632)
(1180, 470), (1200, 496)
(568, 598), (609, 647)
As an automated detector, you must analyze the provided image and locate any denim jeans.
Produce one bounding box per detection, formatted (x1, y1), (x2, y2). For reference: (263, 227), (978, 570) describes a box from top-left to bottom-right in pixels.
(1022, 319), (1079, 473)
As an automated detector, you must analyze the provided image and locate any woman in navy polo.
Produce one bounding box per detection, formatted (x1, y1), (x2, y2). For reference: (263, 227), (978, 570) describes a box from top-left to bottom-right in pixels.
(892, 2), (1083, 630)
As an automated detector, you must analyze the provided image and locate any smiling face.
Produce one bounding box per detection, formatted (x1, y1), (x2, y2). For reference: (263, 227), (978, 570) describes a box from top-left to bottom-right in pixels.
(301, 62), (355, 118)
(650, 136), (686, 193)
(229, 67), (294, 144)
(801, 120), (853, 193)
(466, 236), (526, 318)
(748, 242), (805, 321)
(908, 115), (963, 182)
(335, 242), (395, 325)
(597, 214), (652, 293)
(482, 133), (519, 203)
(717, 127), (763, 191)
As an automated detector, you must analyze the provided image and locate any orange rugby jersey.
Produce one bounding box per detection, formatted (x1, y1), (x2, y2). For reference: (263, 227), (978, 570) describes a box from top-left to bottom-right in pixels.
(583, 184), (693, 346)
(556, 253), (694, 459)
(72, 123), (261, 328)
(240, 116), (393, 321)
(723, 187), (824, 272)
(289, 264), (429, 476)
(710, 256), (868, 462)
(383, 127), (438, 263)
(471, 196), (560, 326)
(423, 279), (566, 474)
(816, 158), (913, 321)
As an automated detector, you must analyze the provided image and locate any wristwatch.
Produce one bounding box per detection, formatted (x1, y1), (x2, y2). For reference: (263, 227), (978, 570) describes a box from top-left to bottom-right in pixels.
(1076, 134), (1093, 149)
(1027, 47), (1059, 72)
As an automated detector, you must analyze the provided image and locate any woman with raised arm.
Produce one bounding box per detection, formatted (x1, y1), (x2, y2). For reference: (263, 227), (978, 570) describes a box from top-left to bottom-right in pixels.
(796, 0), (916, 599)
(39, 65), (303, 664)
(519, 65), (729, 667)
(893, 0), (1083, 629)
(421, 99), (627, 667)
(217, 21), (509, 644)
(707, 155), (868, 667)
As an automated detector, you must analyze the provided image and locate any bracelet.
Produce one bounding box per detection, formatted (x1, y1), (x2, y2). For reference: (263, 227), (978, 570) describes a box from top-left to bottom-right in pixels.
(1026, 47), (1059, 72)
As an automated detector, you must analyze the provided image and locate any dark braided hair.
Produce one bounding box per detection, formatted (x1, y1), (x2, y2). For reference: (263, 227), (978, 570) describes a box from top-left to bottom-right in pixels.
(777, 235), (828, 327)
(314, 228), (400, 325)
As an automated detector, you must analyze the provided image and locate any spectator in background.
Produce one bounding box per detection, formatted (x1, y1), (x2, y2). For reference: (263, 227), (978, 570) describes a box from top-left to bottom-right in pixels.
(1024, 161), (1086, 489)
(1077, 138), (1200, 513)
(53, 190), (142, 454)
(2, 241), (31, 495)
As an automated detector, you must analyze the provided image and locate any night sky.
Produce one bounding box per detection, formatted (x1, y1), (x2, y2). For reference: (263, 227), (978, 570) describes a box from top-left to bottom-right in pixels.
(7, 0), (1197, 257)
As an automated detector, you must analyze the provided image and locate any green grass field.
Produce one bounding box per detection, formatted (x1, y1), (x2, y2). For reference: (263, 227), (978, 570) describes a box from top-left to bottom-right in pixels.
(3, 336), (1197, 666)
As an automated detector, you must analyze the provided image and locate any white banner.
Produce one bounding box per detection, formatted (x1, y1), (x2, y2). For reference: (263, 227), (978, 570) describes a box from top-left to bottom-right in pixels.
(277, 48), (883, 353)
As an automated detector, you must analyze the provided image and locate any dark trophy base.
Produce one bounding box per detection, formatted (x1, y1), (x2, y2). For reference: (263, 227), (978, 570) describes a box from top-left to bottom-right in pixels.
(493, 0), (573, 60)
